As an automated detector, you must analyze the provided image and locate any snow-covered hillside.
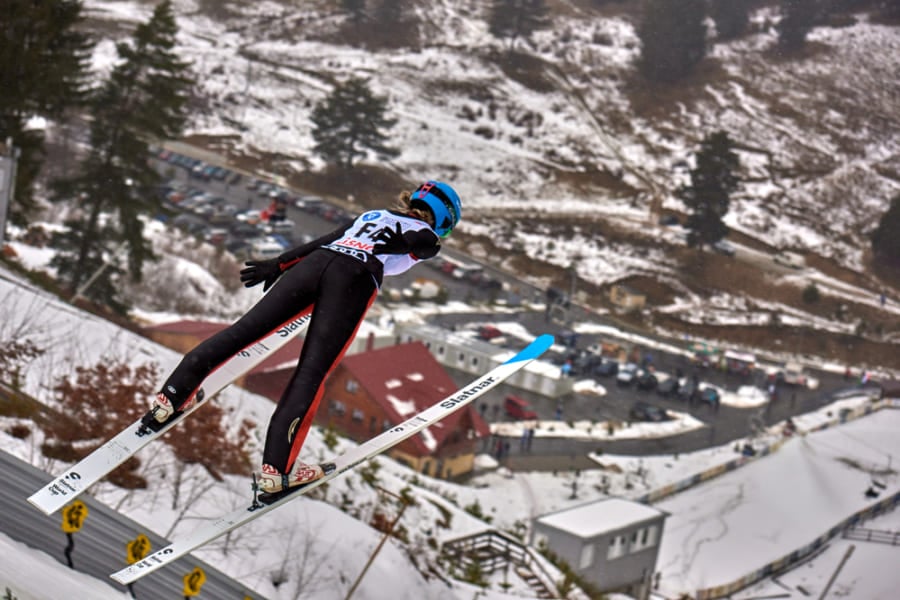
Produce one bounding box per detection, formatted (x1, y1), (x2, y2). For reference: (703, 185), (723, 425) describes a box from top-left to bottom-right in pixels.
(56, 0), (900, 372)
(79, 0), (900, 272)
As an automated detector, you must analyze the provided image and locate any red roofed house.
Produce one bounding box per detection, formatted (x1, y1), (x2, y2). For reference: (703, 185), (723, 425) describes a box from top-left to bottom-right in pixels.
(144, 322), (485, 477)
(319, 341), (490, 480)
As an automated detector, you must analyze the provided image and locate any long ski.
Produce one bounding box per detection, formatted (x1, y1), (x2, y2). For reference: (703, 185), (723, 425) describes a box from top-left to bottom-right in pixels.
(110, 334), (554, 585)
(28, 313), (313, 516)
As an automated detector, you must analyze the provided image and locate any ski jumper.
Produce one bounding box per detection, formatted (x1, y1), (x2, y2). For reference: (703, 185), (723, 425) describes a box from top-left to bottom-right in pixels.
(159, 209), (441, 475)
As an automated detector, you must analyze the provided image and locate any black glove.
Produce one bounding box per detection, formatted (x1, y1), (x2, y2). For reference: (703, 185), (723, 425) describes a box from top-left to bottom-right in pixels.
(240, 259), (281, 291)
(372, 223), (412, 255)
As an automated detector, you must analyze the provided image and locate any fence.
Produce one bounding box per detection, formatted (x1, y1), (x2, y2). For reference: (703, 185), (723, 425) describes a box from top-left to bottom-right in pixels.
(441, 529), (558, 598)
(843, 526), (900, 546)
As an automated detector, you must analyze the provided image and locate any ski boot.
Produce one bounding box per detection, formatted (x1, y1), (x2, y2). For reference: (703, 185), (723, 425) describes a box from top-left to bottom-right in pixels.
(138, 391), (198, 435)
(255, 462), (335, 505)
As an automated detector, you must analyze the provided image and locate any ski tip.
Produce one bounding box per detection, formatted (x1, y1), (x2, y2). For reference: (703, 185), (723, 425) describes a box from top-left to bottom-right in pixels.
(25, 494), (57, 516)
(505, 334), (554, 363)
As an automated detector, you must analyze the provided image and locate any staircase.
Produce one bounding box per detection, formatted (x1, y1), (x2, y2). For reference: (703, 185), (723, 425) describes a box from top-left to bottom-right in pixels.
(441, 529), (557, 598)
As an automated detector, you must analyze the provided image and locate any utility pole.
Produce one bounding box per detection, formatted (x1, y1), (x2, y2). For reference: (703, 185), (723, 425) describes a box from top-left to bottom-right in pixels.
(345, 487), (410, 600)
(72, 241), (128, 304)
(818, 544), (855, 600)
(0, 138), (21, 248)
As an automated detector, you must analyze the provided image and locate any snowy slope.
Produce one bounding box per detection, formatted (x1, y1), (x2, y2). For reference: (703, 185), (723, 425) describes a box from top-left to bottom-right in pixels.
(76, 0), (900, 278)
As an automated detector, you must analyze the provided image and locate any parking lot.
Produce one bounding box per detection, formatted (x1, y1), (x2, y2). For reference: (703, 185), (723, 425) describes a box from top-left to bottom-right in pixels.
(151, 147), (523, 307)
(427, 309), (864, 461)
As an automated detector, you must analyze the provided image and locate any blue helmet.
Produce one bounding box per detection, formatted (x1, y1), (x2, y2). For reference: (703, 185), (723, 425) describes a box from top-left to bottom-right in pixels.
(410, 180), (462, 238)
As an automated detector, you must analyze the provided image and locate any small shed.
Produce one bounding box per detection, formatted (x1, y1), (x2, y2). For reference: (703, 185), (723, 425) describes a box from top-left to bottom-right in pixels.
(531, 497), (668, 597)
(609, 283), (646, 312)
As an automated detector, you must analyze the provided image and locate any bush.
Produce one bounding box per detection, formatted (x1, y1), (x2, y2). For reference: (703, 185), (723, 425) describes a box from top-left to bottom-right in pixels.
(802, 283), (821, 303)
(6, 423), (31, 439)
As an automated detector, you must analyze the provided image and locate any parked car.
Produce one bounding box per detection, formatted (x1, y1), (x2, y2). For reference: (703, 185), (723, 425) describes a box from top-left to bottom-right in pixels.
(171, 213), (208, 235)
(236, 209), (263, 225)
(616, 362), (639, 386)
(295, 195), (324, 212)
(774, 362), (818, 389)
(629, 401), (671, 422)
(248, 237), (283, 261)
(678, 379), (698, 402)
(261, 219), (296, 236)
(504, 395), (537, 420)
(594, 359), (619, 377)
(712, 240), (736, 256)
(656, 376), (679, 397)
(636, 370), (658, 391)
(698, 386), (721, 406)
(774, 250), (805, 269)
(477, 325), (503, 341)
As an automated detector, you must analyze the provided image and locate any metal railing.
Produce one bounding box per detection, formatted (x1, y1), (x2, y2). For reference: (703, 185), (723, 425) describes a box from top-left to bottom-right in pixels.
(843, 526), (900, 546)
(442, 529), (558, 597)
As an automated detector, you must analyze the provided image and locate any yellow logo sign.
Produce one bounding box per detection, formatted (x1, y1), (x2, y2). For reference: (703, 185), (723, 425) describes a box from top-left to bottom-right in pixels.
(126, 534), (151, 564)
(183, 567), (206, 597)
(61, 501), (88, 533)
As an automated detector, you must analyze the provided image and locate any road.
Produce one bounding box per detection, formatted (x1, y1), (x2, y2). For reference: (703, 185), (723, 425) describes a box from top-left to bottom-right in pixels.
(0, 450), (261, 599)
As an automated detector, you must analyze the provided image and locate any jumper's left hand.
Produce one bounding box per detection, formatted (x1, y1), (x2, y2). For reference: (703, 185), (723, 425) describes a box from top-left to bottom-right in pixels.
(240, 259), (281, 291)
(372, 223), (412, 255)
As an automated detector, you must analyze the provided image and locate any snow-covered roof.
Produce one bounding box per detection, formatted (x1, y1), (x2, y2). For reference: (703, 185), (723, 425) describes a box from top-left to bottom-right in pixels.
(535, 497), (667, 538)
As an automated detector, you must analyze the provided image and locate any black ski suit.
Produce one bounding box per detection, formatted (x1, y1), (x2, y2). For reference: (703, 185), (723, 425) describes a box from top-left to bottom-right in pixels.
(159, 209), (441, 474)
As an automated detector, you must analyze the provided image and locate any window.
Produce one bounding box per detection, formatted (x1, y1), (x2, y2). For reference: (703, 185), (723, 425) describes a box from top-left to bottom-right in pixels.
(646, 525), (658, 548)
(383, 419), (392, 431)
(630, 525), (659, 553)
(471, 356), (479, 367)
(369, 416), (377, 432)
(351, 408), (364, 422)
(345, 379), (358, 393)
(579, 543), (594, 569)
(437, 345), (445, 356)
(607, 535), (626, 560)
(330, 400), (346, 417)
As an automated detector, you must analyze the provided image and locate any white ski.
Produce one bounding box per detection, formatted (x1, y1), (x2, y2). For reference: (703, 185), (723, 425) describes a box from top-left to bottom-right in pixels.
(110, 334), (554, 585)
(28, 314), (313, 516)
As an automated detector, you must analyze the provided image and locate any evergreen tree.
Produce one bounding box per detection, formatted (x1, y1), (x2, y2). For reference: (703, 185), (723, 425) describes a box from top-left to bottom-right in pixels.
(51, 0), (192, 307)
(311, 77), (399, 170)
(710, 0), (751, 40)
(488, 0), (550, 48)
(638, 0), (707, 83)
(0, 0), (93, 224)
(778, 0), (819, 51)
(871, 194), (900, 268)
(676, 131), (740, 250)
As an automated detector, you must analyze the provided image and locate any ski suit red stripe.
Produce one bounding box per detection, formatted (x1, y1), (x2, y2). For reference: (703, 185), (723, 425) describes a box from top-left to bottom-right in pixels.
(160, 249), (378, 474)
(283, 288), (377, 469)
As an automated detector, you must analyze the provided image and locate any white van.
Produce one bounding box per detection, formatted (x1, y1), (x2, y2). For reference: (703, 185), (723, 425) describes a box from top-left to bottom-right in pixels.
(774, 251), (805, 269)
(249, 238), (284, 260)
